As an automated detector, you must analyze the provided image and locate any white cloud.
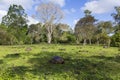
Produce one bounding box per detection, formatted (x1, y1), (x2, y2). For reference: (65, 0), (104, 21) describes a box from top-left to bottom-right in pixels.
(71, 8), (76, 13)
(0, 0), (38, 11)
(81, 0), (120, 14)
(27, 16), (39, 25)
(63, 9), (70, 14)
(0, 10), (7, 23)
(0, 10), (7, 16)
(48, 0), (65, 7)
(73, 19), (79, 25)
(63, 8), (76, 15)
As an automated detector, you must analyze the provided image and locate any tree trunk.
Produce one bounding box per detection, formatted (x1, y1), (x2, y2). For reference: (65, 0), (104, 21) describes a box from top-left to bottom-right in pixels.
(96, 38), (99, 46)
(76, 38), (79, 44)
(47, 33), (52, 44)
(97, 40), (99, 46)
(83, 39), (86, 46)
(89, 39), (91, 45)
(107, 39), (111, 47)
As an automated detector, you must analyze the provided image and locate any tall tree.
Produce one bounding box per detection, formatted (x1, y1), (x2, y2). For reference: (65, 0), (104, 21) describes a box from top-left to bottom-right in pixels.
(75, 10), (96, 45)
(111, 6), (120, 47)
(1, 4), (28, 44)
(112, 6), (120, 33)
(36, 3), (63, 44)
(2, 4), (28, 27)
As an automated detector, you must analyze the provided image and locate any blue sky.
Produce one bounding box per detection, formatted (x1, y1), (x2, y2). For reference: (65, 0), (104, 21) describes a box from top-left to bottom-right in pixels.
(0, 0), (120, 28)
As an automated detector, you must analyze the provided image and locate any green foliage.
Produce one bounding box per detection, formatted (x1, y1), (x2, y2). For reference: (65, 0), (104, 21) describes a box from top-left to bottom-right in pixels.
(0, 25), (18, 45)
(114, 25), (120, 33)
(1, 4), (28, 45)
(112, 6), (120, 33)
(27, 23), (47, 43)
(94, 21), (112, 46)
(24, 35), (33, 44)
(111, 32), (120, 47)
(2, 4), (28, 27)
(67, 34), (76, 43)
(0, 5), (119, 46)
(75, 11), (96, 45)
(112, 6), (120, 25)
(52, 23), (74, 43)
(97, 21), (113, 34)
(54, 32), (75, 44)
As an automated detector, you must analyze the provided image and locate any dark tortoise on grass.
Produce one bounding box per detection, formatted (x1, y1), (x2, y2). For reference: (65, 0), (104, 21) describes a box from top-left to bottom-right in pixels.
(49, 56), (65, 64)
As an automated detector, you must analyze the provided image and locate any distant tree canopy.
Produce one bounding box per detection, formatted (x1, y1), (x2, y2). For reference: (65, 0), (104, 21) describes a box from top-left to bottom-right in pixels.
(0, 4), (120, 47)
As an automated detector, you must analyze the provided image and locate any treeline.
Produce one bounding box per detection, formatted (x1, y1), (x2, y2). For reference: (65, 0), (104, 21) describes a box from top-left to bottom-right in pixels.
(0, 4), (120, 47)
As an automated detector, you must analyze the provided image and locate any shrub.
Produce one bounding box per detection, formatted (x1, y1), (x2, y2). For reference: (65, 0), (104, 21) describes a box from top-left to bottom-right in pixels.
(111, 32), (120, 47)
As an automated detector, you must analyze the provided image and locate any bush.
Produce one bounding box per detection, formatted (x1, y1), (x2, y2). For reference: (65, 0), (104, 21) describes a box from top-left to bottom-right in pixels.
(0, 31), (18, 45)
(111, 32), (120, 47)
(24, 35), (33, 44)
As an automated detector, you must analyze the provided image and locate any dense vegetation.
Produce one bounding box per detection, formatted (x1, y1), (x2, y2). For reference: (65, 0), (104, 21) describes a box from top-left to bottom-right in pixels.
(0, 44), (120, 80)
(0, 4), (120, 47)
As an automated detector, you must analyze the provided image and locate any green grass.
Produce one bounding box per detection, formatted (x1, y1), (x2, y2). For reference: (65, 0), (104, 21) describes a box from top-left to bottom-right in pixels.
(0, 44), (120, 80)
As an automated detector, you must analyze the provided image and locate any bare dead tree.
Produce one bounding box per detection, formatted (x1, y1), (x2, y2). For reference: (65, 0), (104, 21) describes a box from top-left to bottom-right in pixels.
(36, 3), (63, 43)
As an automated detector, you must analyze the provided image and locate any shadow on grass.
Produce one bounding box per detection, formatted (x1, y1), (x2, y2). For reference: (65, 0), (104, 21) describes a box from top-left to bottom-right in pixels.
(27, 51), (115, 80)
(6, 66), (28, 77)
(0, 64), (29, 79)
(91, 55), (120, 63)
(1, 51), (120, 80)
(0, 59), (3, 64)
(4, 53), (20, 58)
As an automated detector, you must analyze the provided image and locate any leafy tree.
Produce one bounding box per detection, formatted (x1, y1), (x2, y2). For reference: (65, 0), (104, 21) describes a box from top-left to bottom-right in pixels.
(2, 4), (28, 27)
(27, 23), (47, 43)
(52, 23), (75, 43)
(75, 10), (96, 45)
(111, 32), (120, 47)
(112, 7), (120, 24)
(110, 6), (120, 47)
(95, 21), (113, 46)
(36, 3), (63, 44)
(1, 4), (28, 44)
(58, 31), (75, 44)
(112, 6), (120, 33)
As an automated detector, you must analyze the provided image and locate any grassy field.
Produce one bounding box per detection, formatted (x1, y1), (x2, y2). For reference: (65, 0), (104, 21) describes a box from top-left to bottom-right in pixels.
(0, 44), (120, 80)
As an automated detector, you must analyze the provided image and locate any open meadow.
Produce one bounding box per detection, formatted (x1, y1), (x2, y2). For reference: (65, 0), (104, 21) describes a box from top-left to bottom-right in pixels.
(0, 0), (120, 80)
(0, 44), (120, 80)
